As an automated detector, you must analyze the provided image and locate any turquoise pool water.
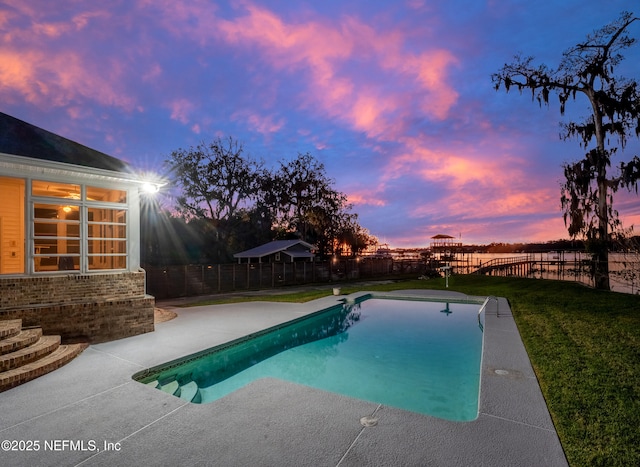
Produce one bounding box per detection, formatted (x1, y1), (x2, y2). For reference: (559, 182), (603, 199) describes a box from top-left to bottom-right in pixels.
(134, 296), (484, 421)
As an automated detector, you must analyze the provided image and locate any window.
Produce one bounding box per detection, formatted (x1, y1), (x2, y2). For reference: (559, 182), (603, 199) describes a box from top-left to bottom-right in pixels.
(0, 178), (131, 275)
(33, 203), (80, 271)
(87, 207), (127, 270)
(30, 180), (129, 273)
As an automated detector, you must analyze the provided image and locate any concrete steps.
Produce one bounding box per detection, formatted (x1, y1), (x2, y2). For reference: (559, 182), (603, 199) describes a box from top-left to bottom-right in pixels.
(0, 319), (86, 392)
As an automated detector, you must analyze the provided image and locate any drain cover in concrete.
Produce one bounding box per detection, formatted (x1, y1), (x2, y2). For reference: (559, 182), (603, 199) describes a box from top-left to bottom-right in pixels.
(360, 416), (379, 427)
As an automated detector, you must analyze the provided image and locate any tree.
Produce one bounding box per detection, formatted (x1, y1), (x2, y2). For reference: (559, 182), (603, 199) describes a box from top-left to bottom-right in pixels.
(260, 152), (363, 258)
(165, 137), (264, 261)
(334, 215), (376, 257)
(492, 11), (640, 290)
(165, 137), (263, 221)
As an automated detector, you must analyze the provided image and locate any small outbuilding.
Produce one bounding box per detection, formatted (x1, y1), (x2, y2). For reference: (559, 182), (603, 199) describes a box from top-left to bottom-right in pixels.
(234, 240), (315, 264)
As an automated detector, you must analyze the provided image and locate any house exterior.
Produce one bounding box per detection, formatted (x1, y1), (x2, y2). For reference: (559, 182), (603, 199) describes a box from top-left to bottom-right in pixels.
(234, 240), (315, 263)
(0, 112), (155, 343)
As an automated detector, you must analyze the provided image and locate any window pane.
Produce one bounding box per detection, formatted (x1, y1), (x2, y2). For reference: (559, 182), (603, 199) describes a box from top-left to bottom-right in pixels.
(34, 221), (81, 238)
(0, 177), (25, 274)
(34, 239), (80, 255)
(88, 255), (126, 270)
(88, 207), (126, 223)
(32, 180), (81, 199)
(34, 256), (79, 272)
(87, 224), (126, 239)
(34, 204), (80, 220)
(87, 186), (127, 203)
(88, 239), (127, 254)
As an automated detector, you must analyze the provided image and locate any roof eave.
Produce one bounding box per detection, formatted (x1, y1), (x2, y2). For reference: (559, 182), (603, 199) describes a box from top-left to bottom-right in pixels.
(0, 152), (145, 185)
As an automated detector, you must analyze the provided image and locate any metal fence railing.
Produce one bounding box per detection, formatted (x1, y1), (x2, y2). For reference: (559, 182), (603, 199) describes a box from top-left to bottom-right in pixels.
(144, 258), (425, 299)
(144, 253), (640, 300)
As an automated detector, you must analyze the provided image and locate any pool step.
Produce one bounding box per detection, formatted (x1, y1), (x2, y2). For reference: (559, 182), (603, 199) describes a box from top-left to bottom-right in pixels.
(159, 378), (180, 396)
(153, 376), (200, 402)
(146, 379), (160, 389)
(0, 319), (86, 392)
(179, 381), (199, 402)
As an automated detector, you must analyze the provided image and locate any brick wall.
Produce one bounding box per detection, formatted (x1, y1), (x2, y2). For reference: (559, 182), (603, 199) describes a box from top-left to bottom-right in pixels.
(0, 272), (155, 343)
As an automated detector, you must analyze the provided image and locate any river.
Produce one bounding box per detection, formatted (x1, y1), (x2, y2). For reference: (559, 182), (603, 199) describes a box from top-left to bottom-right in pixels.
(442, 251), (640, 295)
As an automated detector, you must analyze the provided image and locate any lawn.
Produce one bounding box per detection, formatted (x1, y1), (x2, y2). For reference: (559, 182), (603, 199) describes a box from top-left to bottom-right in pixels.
(183, 275), (640, 466)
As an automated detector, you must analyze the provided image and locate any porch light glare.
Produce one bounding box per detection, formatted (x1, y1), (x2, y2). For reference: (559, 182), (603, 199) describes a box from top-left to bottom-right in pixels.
(141, 182), (159, 194)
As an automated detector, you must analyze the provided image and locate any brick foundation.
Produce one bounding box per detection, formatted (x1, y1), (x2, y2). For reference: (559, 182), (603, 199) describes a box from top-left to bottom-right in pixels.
(0, 272), (155, 343)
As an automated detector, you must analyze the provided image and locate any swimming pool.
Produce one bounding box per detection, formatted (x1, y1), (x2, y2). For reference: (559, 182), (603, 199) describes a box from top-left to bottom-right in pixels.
(133, 295), (484, 421)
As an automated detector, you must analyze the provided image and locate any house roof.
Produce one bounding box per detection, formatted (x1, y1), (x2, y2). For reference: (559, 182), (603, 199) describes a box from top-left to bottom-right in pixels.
(0, 112), (129, 173)
(233, 240), (315, 259)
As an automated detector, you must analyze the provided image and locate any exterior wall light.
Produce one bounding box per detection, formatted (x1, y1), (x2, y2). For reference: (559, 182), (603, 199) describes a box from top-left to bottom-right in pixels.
(141, 182), (160, 194)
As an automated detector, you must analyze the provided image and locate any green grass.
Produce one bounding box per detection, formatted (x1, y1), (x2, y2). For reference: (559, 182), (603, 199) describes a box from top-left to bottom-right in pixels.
(182, 275), (640, 466)
(181, 289), (334, 306)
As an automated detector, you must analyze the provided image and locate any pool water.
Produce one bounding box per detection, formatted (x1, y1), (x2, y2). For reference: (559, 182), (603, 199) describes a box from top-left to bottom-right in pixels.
(134, 296), (484, 421)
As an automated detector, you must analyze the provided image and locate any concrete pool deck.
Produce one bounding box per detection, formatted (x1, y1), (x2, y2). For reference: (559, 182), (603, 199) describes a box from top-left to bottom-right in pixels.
(0, 289), (568, 466)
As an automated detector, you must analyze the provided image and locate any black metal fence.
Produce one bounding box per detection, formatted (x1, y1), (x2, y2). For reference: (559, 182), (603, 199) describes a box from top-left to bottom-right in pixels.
(144, 258), (425, 299)
(143, 253), (640, 299)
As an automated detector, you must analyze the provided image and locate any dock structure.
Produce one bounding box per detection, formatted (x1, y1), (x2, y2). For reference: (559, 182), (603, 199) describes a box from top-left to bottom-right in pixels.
(471, 255), (593, 283)
(430, 234), (462, 261)
(473, 256), (534, 276)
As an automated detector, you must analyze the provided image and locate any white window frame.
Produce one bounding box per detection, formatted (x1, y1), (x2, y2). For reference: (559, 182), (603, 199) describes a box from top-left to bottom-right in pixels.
(28, 179), (130, 274)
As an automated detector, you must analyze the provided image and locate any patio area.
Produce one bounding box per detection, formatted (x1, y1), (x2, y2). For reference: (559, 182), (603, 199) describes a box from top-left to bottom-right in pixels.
(0, 289), (567, 466)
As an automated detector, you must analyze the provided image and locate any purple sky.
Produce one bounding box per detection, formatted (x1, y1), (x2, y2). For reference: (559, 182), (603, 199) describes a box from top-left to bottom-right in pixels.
(2, 0), (639, 247)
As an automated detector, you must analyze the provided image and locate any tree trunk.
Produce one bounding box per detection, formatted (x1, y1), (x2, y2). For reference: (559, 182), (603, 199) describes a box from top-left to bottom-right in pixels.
(593, 95), (611, 290)
(593, 245), (610, 290)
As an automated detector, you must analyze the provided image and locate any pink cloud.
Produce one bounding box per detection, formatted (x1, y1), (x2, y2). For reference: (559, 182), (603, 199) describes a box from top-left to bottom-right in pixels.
(236, 112), (285, 136)
(147, 2), (459, 139)
(382, 140), (504, 189)
(141, 63), (163, 82)
(347, 190), (387, 207)
(0, 4), (137, 113)
(71, 11), (109, 30)
(389, 214), (571, 248)
(168, 99), (195, 124)
(0, 49), (136, 111)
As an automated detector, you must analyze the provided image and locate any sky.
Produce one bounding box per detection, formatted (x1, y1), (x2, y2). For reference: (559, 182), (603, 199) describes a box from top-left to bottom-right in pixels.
(2, 0), (639, 248)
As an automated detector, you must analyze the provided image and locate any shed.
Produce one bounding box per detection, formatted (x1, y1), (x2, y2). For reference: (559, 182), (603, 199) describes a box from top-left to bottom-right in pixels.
(234, 240), (315, 263)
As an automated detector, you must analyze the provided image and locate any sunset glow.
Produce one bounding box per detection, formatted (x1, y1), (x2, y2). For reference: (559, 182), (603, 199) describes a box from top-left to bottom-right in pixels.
(1, 0), (638, 247)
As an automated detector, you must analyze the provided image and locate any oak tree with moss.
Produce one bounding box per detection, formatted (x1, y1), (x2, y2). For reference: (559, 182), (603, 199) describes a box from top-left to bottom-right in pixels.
(492, 11), (640, 290)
